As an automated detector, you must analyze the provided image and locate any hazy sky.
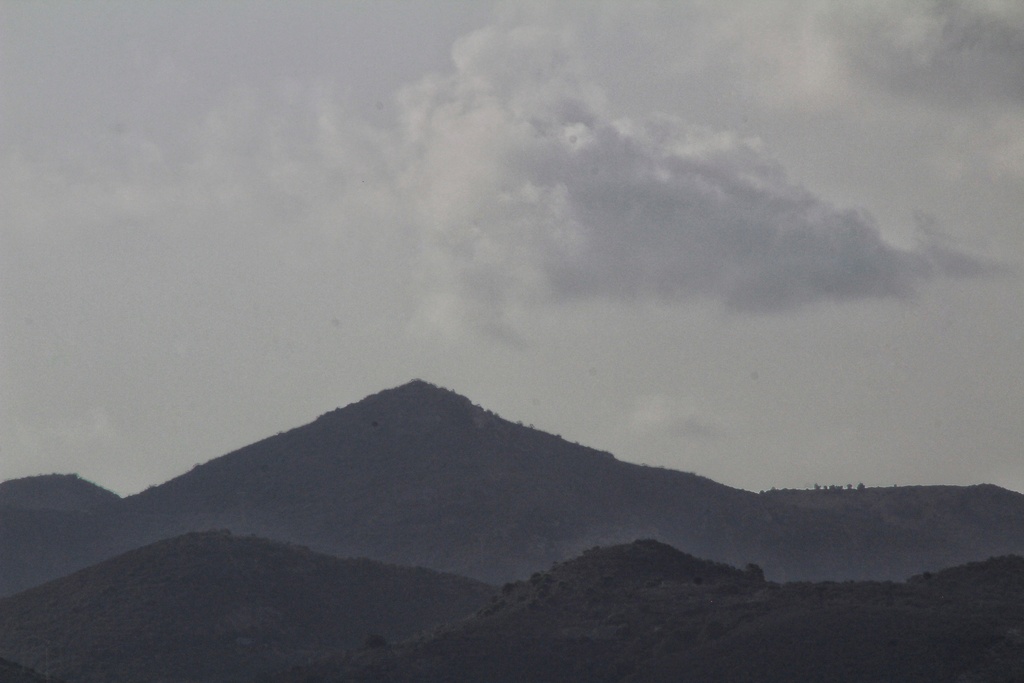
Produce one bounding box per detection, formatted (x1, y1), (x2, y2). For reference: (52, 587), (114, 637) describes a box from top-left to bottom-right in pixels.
(2, 1), (1022, 496)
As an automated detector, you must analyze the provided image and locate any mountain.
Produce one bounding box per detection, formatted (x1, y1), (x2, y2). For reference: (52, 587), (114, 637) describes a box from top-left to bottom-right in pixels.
(0, 475), (119, 512)
(112, 380), (1024, 582)
(0, 531), (493, 683)
(113, 379), (768, 583)
(3, 379), (1024, 596)
(267, 540), (1024, 683)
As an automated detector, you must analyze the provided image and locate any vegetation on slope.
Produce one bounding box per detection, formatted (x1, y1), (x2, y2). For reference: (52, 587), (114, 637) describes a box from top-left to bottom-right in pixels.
(277, 541), (1024, 683)
(0, 531), (493, 683)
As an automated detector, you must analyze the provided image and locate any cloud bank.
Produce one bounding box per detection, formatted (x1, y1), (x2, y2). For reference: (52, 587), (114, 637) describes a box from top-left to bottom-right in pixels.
(837, 2), (1024, 108)
(2, 18), (999, 349)
(395, 24), (994, 335)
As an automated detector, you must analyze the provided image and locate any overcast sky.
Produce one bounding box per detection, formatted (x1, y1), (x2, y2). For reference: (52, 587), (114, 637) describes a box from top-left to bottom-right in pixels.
(2, 1), (1022, 496)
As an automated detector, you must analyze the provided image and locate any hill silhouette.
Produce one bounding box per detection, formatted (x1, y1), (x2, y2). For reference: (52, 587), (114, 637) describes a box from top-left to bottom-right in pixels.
(3, 380), (1024, 596)
(114, 380), (766, 582)
(0, 531), (493, 683)
(0, 474), (119, 512)
(271, 540), (1024, 683)
(0, 475), (121, 597)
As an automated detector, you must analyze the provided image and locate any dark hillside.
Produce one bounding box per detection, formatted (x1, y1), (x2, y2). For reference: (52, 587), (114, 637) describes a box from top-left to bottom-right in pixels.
(0, 475), (122, 597)
(0, 531), (493, 683)
(4, 380), (1024, 596)
(117, 380), (770, 582)
(117, 381), (1024, 584)
(0, 508), (113, 599)
(273, 542), (1024, 683)
(0, 475), (119, 512)
(0, 658), (61, 683)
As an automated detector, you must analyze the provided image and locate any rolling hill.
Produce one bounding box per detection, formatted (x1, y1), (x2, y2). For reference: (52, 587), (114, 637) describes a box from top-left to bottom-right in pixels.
(2, 379), (1024, 597)
(0, 531), (493, 683)
(268, 540), (1024, 683)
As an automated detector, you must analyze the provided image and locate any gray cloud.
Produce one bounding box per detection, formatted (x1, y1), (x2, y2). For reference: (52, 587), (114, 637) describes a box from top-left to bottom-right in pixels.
(837, 2), (1024, 107)
(628, 394), (727, 441)
(397, 24), (994, 333)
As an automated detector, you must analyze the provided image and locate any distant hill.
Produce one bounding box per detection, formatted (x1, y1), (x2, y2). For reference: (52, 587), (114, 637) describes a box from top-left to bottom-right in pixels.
(3, 380), (1024, 596)
(270, 540), (1024, 683)
(761, 484), (1024, 565)
(0, 531), (493, 683)
(0, 507), (114, 600)
(0, 474), (118, 512)
(0, 475), (122, 597)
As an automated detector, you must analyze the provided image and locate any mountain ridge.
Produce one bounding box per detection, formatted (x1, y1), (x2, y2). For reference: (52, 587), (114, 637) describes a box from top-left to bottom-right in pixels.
(112, 379), (757, 582)
(3, 379), (1024, 596)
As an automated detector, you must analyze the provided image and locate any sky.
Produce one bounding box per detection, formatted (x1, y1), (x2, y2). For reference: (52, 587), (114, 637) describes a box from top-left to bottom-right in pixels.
(1, 1), (1022, 497)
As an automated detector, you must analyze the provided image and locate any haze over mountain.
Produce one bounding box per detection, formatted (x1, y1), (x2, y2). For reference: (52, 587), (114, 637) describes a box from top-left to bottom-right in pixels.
(2, 380), (1024, 597)
(0, 531), (493, 683)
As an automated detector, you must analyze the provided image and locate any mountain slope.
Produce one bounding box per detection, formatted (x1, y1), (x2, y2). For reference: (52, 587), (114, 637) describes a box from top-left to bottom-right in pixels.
(116, 380), (769, 582)
(0, 476), (122, 599)
(0, 531), (493, 683)
(271, 541), (1024, 683)
(0, 507), (115, 600)
(117, 380), (1024, 583)
(3, 380), (1024, 596)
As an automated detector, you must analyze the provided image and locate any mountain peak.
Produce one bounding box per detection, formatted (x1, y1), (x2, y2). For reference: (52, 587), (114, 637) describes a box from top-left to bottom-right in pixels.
(369, 378), (472, 405)
(304, 379), (495, 440)
(396, 378), (445, 392)
(549, 540), (755, 588)
(313, 379), (474, 421)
